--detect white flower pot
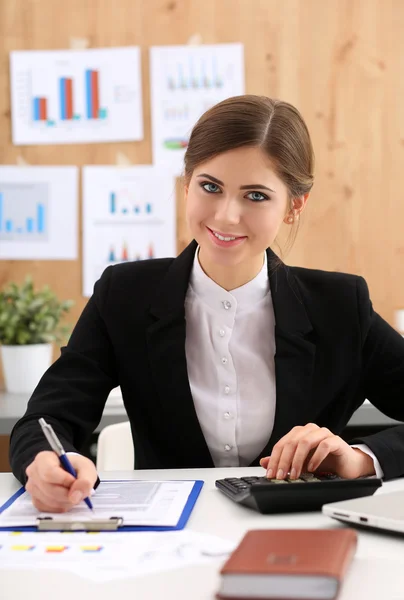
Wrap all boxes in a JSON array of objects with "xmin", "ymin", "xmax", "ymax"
[{"xmin": 0, "ymin": 343, "xmax": 53, "ymax": 394}]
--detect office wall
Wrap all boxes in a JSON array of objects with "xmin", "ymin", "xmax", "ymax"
[{"xmin": 0, "ymin": 0, "xmax": 403, "ymax": 388}]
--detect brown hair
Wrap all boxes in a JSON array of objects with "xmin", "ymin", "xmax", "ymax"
[{"xmin": 183, "ymin": 95, "xmax": 315, "ymax": 258}]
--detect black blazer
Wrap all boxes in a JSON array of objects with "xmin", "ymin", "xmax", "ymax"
[{"xmin": 9, "ymin": 241, "xmax": 404, "ymax": 483}]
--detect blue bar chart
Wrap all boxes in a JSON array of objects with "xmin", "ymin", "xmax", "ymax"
[
  {"xmin": 0, "ymin": 183, "xmax": 49, "ymax": 242},
  {"xmin": 108, "ymin": 190, "xmax": 153, "ymax": 216}
]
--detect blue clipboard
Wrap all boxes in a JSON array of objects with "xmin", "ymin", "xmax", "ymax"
[{"xmin": 0, "ymin": 479, "xmax": 204, "ymax": 532}]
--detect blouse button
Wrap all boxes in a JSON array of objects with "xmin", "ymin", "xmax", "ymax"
[
  {"xmin": 221, "ymin": 357, "xmax": 228, "ymax": 364},
  {"xmin": 222, "ymin": 300, "xmax": 232, "ymax": 310},
  {"xmin": 224, "ymin": 386, "xmax": 230, "ymax": 394},
  {"xmin": 219, "ymin": 329, "xmax": 225, "ymax": 337},
  {"xmin": 224, "ymin": 444, "xmax": 232, "ymax": 451},
  {"xmin": 223, "ymin": 412, "xmax": 231, "ymax": 419}
]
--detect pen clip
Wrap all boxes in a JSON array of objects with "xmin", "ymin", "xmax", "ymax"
[{"xmin": 38, "ymin": 418, "xmax": 65, "ymax": 456}]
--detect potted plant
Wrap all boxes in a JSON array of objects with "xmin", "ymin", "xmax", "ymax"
[{"xmin": 0, "ymin": 277, "xmax": 74, "ymax": 393}]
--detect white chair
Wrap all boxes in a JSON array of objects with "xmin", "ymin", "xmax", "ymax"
[{"xmin": 96, "ymin": 421, "xmax": 134, "ymax": 471}]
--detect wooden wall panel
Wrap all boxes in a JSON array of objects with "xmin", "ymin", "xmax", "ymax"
[{"xmin": 0, "ymin": 0, "xmax": 403, "ymax": 389}]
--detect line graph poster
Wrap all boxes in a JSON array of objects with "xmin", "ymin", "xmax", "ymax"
[
  {"xmin": 0, "ymin": 166, "xmax": 78, "ymax": 260},
  {"xmin": 82, "ymin": 166, "xmax": 176, "ymax": 297},
  {"xmin": 150, "ymin": 43, "xmax": 244, "ymax": 173},
  {"xmin": 10, "ymin": 47, "xmax": 143, "ymax": 145}
]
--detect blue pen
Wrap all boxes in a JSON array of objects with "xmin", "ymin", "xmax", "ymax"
[{"xmin": 38, "ymin": 417, "xmax": 93, "ymax": 510}]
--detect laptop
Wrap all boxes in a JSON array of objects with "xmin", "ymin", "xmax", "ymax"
[{"xmin": 322, "ymin": 490, "xmax": 404, "ymax": 534}]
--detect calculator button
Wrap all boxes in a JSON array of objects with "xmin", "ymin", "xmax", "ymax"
[{"xmin": 300, "ymin": 473, "xmax": 321, "ymax": 482}]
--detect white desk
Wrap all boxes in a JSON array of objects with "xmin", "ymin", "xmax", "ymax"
[{"xmin": 1, "ymin": 468, "xmax": 404, "ymax": 600}]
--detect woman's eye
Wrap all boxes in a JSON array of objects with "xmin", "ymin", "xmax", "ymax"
[
  {"xmin": 246, "ymin": 191, "xmax": 268, "ymax": 202},
  {"xmin": 201, "ymin": 182, "xmax": 221, "ymax": 193}
]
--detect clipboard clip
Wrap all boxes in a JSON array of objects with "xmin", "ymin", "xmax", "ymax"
[{"xmin": 36, "ymin": 516, "xmax": 124, "ymax": 531}]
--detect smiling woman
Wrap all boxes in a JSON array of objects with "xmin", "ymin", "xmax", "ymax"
[
  {"xmin": 183, "ymin": 95, "xmax": 314, "ymax": 290},
  {"xmin": 9, "ymin": 95, "xmax": 404, "ymax": 514}
]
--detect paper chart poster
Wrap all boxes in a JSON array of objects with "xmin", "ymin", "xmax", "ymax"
[
  {"xmin": 0, "ymin": 166, "xmax": 78, "ymax": 260},
  {"xmin": 150, "ymin": 43, "xmax": 245, "ymax": 174},
  {"xmin": 82, "ymin": 166, "xmax": 176, "ymax": 297},
  {"xmin": 10, "ymin": 47, "xmax": 143, "ymax": 145}
]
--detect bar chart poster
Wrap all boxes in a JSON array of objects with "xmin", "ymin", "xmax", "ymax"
[
  {"xmin": 82, "ymin": 166, "xmax": 176, "ymax": 297},
  {"xmin": 0, "ymin": 167, "xmax": 78, "ymax": 260},
  {"xmin": 10, "ymin": 47, "xmax": 143, "ymax": 145},
  {"xmin": 150, "ymin": 44, "xmax": 245, "ymax": 173}
]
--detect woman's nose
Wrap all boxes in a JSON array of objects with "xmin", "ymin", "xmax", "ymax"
[{"xmin": 214, "ymin": 198, "xmax": 241, "ymax": 224}]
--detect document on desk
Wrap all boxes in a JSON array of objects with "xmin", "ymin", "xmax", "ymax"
[
  {"xmin": 0, "ymin": 529, "xmax": 236, "ymax": 582},
  {"xmin": 0, "ymin": 480, "xmax": 199, "ymax": 528}
]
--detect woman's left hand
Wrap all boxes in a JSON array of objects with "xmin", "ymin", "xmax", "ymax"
[{"xmin": 259, "ymin": 423, "xmax": 376, "ymax": 480}]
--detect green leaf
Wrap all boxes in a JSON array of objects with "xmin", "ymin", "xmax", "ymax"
[{"xmin": 0, "ymin": 277, "xmax": 74, "ymax": 345}]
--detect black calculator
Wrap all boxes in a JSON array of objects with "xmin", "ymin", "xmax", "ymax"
[{"xmin": 215, "ymin": 472, "xmax": 382, "ymax": 514}]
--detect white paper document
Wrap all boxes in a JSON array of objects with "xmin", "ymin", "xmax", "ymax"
[
  {"xmin": 10, "ymin": 47, "xmax": 143, "ymax": 145},
  {"xmin": 150, "ymin": 43, "xmax": 245, "ymax": 173},
  {"xmin": 0, "ymin": 480, "xmax": 196, "ymax": 528},
  {"xmin": 0, "ymin": 166, "xmax": 78, "ymax": 260},
  {"xmin": 82, "ymin": 165, "xmax": 176, "ymax": 297},
  {"xmin": 0, "ymin": 529, "xmax": 235, "ymax": 582}
]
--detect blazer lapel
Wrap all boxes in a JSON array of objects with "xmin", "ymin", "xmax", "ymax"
[
  {"xmin": 146, "ymin": 240, "xmax": 214, "ymax": 467},
  {"xmin": 251, "ymin": 249, "xmax": 316, "ymax": 464}
]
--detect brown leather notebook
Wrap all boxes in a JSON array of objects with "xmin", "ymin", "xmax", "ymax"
[{"xmin": 217, "ymin": 528, "xmax": 357, "ymax": 600}]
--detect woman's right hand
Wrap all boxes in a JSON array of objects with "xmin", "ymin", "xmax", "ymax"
[{"xmin": 25, "ymin": 451, "xmax": 98, "ymax": 513}]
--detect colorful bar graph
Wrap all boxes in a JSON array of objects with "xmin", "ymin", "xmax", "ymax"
[
  {"xmin": 27, "ymin": 218, "xmax": 34, "ymax": 233},
  {"xmin": 33, "ymin": 98, "xmax": 48, "ymax": 121},
  {"xmin": 86, "ymin": 69, "xmax": 101, "ymax": 119},
  {"xmin": 60, "ymin": 78, "xmax": 74, "ymax": 120}
]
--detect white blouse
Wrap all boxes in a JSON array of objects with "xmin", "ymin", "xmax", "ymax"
[{"xmin": 184, "ymin": 248, "xmax": 383, "ymax": 477}]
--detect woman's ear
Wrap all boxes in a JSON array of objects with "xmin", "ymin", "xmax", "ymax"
[{"xmin": 293, "ymin": 193, "xmax": 310, "ymax": 215}]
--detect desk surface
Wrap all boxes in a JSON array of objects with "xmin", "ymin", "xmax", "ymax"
[
  {"xmin": 1, "ymin": 467, "xmax": 404, "ymax": 600},
  {"xmin": 0, "ymin": 392, "xmax": 402, "ymax": 435}
]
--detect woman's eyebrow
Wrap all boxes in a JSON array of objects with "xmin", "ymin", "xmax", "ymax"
[{"xmin": 196, "ymin": 173, "xmax": 276, "ymax": 193}]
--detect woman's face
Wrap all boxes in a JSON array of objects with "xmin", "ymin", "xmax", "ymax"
[{"xmin": 185, "ymin": 146, "xmax": 292, "ymax": 272}]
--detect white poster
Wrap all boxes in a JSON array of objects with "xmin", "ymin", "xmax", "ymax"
[
  {"xmin": 10, "ymin": 47, "xmax": 143, "ymax": 145},
  {"xmin": 0, "ymin": 166, "xmax": 78, "ymax": 260},
  {"xmin": 150, "ymin": 43, "xmax": 245, "ymax": 174},
  {"xmin": 82, "ymin": 166, "xmax": 176, "ymax": 297}
]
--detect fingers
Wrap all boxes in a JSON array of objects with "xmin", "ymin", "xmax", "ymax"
[
  {"xmin": 306, "ymin": 436, "xmax": 346, "ymax": 472},
  {"xmin": 25, "ymin": 451, "xmax": 97, "ymax": 513},
  {"xmin": 265, "ymin": 424, "xmax": 335, "ymax": 479},
  {"xmin": 28, "ymin": 481, "xmax": 73, "ymax": 513},
  {"xmin": 67, "ymin": 455, "xmax": 98, "ymax": 503},
  {"xmin": 26, "ymin": 451, "xmax": 76, "ymax": 488}
]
